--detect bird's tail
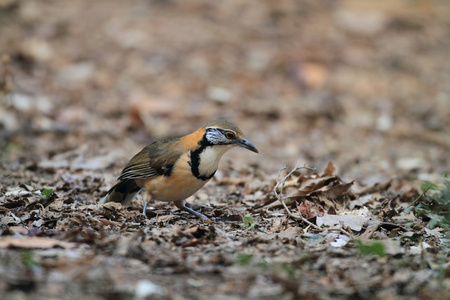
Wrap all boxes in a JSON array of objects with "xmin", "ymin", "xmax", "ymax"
[{"xmin": 100, "ymin": 179, "xmax": 141, "ymax": 205}]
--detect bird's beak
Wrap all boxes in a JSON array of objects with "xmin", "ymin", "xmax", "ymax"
[{"xmin": 236, "ymin": 138, "xmax": 259, "ymax": 153}]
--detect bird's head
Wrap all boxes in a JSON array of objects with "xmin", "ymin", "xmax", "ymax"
[{"xmin": 203, "ymin": 120, "xmax": 258, "ymax": 153}]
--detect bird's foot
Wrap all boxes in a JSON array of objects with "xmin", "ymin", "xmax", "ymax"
[
  {"xmin": 142, "ymin": 201, "xmax": 148, "ymax": 216},
  {"xmin": 175, "ymin": 200, "xmax": 211, "ymax": 222}
]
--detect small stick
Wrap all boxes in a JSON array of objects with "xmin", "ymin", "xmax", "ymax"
[
  {"xmin": 273, "ymin": 161, "xmax": 353, "ymax": 237},
  {"xmin": 404, "ymin": 186, "xmax": 431, "ymax": 210},
  {"xmin": 273, "ymin": 161, "xmax": 320, "ymax": 230}
]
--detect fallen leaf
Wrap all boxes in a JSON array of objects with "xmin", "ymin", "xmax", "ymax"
[
  {"xmin": 409, "ymin": 242, "xmax": 432, "ymax": 255},
  {"xmin": 5, "ymin": 187, "xmax": 32, "ymax": 197},
  {"xmin": 322, "ymin": 162, "xmax": 336, "ymax": 176},
  {"xmin": 0, "ymin": 236, "xmax": 77, "ymax": 249},
  {"xmin": 327, "ymin": 233, "xmax": 351, "ymax": 247},
  {"xmin": 360, "ymin": 224, "xmax": 380, "ymax": 239},
  {"xmin": 316, "ymin": 214, "xmax": 370, "ymax": 231},
  {"xmin": 277, "ymin": 227, "xmax": 304, "ymax": 240},
  {"xmin": 358, "ymin": 239, "xmax": 404, "ymax": 256},
  {"xmin": 155, "ymin": 215, "xmax": 179, "ymax": 223}
]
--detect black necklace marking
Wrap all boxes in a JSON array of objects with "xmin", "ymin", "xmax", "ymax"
[{"xmin": 189, "ymin": 135, "xmax": 216, "ymax": 181}]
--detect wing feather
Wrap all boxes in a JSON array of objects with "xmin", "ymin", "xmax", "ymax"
[{"xmin": 118, "ymin": 138, "xmax": 183, "ymax": 180}]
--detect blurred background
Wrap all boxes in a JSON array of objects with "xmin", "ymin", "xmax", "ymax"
[{"xmin": 1, "ymin": 0, "xmax": 449, "ymax": 185}]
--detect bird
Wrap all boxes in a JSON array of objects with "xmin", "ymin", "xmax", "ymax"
[{"xmin": 101, "ymin": 120, "xmax": 258, "ymax": 221}]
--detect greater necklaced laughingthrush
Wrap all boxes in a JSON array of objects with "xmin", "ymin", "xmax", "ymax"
[{"xmin": 101, "ymin": 120, "xmax": 258, "ymax": 221}]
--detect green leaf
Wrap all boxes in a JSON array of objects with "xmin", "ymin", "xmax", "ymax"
[
  {"xmin": 357, "ymin": 241, "xmax": 386, "ymax": 257},
  {"xmin": 21, "ymin": 250, "xmax": 39, "ymax": 269},
  {"xmin": 239, "ymin": 213, "xmax": 256, "ymax": 230},
  {"xmin": 428, "ymin": 218, "xmax": 438, "ymax": 229},
  {"xmin": 237, "ymin": 254, "xmax": 253, "ymax": 265},
  {"xmin": 281, "ymin": 264, "xmax": 295, "ymax": 279},
  {"xmin": 41, "ymin": 188, "xmax": 53, "ymax": 199},
  {"xmin": 420, "ymin": 181, "xmax": 439, "ymax": 192}
]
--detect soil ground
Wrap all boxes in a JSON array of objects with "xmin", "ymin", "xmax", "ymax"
[{"xmin": 0, "ymin": 1, "xmax": 449, "ymax": 299}]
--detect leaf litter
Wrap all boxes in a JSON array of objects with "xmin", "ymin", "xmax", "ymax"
[
  {"xmin": 1, "ymin": 159, "xmax": 449, "ymax": 299},
  {"xmin": 1, "ymin": 1, "xmax": 449, "ymax": 299}
]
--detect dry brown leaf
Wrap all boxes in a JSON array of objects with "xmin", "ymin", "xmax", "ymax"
[
  {"xmin": 299, "ymin": 201, "xmax": 313, "ymax": 219},
  {"xmin": 313, "ymin": 192, "xmax": 340, "ymax": 212},
  {"xmin": 322, "ymin": 162, "xmax": 336, "ymax": 177},
  {"xmin": 259, "ymin": 164, "xmax": 354, "ymax": 215},
  {"xmin": 183, "ymin": 226, "xmax": 200, "ymax": 235},
  {"xmin": 268, "ymin": 218, "xmax": 285, "ymax": 233},
  {"xmin": 6, "ymin": 226, "xmax": 29, "ymax": 235},
  {"xmin": 356, "ymin": 179, "xmax": 392, "ymax": 196},
  {"xmin": 318, "ymin": 180, "xmax": 354, "ymax": 199},
  {"xmin": 0, "ymin": 236, "xmax": 77, "ymax": 249},
  {"xmin": 155, "ymin": 215, "xmax": 179, "ymax": 223},
  {"xmin": 360, "ymin": 224, "xmax": 380, "ymax": 239},
  {"xmin": 316, "ymin": 214, "xmax": 370, "ymax": 231},
  {"xmin": 277, "ymin": 227, "xmax": 304, "ymax": 240},
  {"xmin": 260, "ymin": 198, "xmax": 296, "ymax": 211},
  {"xmin": 289, "ymin": 176, "xmax": 338, "ymax": 197},
  {"xmin": 297, "ymin": 200, "xmax": 324, "ymax": 219}
]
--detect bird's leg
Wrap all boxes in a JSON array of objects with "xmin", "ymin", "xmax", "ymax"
[
  {"xmin": 185, "ymin": 202, "xmax": 207, "ymax": 210},
  {"xmin": 142, "ymin": 193, "xmax": 150, "ymax": 215},
  {"xmin": 174, "ymin": 200, "xmax": 209, "ymax": 221}
]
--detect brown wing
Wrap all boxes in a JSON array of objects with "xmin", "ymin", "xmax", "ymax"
[{"xmin": 118, "ymin": 138, "xmax": 183, "ymax": 180}]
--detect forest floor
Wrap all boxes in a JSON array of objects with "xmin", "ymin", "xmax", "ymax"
[{"xmin": 0, "ymin": 1, "xmax": 449, "ymax": 299}]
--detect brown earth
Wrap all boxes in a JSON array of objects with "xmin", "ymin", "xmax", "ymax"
[{"xmin": 0, "ymin": 1, "xmax": 449, "ymax": 299}]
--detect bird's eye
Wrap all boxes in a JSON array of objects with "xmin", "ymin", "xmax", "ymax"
[{"xmin": 225, "ymin": 132, "xmax": 235, "ymax": 139}]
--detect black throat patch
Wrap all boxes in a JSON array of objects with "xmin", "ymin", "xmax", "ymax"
[{"xmin": 189, "ymin": 136, "xmax": 216, "ymax": 181}]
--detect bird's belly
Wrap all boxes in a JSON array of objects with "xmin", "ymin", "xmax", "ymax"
[
  {"xmin": 147, "ymin": 174, "xmax": 208, "ymax": 201},
  {"xmin": 138, "ymin": 153, "xmax": 211, "ymax": 202}
]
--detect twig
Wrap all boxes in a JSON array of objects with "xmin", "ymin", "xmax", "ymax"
[
  {"xmin": 273, "ymin": 161, "xmax": 353, "ymax": 237},
  {"xmin": 405, "ymin": 186, "xmax": 430, "ymax": 210},
  {"xmin": 273, "ymin": 161, "xmax": 320, "ymax": 230}
]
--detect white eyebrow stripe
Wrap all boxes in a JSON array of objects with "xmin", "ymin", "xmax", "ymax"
[{"xmin": 205, "ymin": 126, "xmax": 236, "ymax": 135}]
